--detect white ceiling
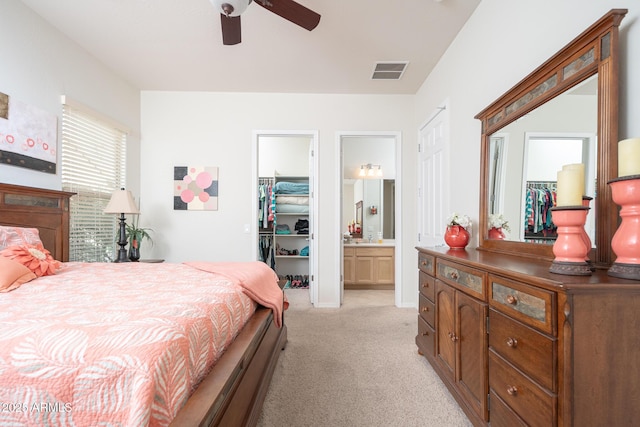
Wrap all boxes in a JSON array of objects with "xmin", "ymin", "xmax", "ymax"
[{"xmin": 19, "ymin": 0, "xmax": 480, "ymax": 94}]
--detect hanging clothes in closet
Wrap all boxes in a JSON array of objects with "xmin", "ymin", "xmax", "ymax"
[
  {"xmin": 258, "ymin": 178, "xmax": 276, "ymax": 270},
  {"xmin": 258, "ymin": 179, "xmax": 275, "ymax": 231},
  {"xmin": 524, "ymin": 181, "xmax": 557, "ymax": 241},
  {"xmin": 258, "ymin": 234, "xmax": 276, "ymax": 269}
]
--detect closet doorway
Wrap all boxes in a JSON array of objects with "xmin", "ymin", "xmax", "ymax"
[
  {"xmin": 253, "ymin": 131, "xmax": 319, "ymax": 305},
  {"xmin": 335, "ymin": 132, "xmax": 402, "ymax": 306}
]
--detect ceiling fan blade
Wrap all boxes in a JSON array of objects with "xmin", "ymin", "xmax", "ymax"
[
  {"xmin": 220, "ymin": 14, "xmax": 242, "ymax": 45},
  {"xmin": 255, "ymin": 0, "xmax": 320, "ymax": 31}
]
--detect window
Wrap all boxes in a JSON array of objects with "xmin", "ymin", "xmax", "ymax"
[{"xmin": 61, "ymin": 100, "xmax": 128, "ymax": 262}]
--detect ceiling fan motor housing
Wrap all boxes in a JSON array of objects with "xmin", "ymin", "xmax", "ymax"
[{"xmin": 210, "ymin": 0, "xmax": 252, "ymax": 17}]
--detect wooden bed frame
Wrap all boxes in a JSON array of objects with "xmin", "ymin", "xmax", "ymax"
[{"xmin": 0, "ymin": 182, "xmax": 287, "ymax": 427}]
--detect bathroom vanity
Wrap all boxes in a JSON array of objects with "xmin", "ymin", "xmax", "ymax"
[{"xmin": 343, "ymin": 242, "xmax": 394, "ymax": 289}]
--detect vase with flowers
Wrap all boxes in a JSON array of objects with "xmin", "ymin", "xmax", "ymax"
[
  {"xmin": 488, "ymin": 214, "xmax": 510, "ymax": 240},
  {"xmin": 125, "ymin": 215, "xmax": 153, "ymax": 262},
  {"xmin": 445, "ymin": 213, "xmax": 472, "ymax": 250}
]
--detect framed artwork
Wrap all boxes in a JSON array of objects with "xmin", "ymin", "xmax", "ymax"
[
  {"xmin": 0, "ymin": 92, "xmax": 58, "ymax": 174},
  {"xmin": 173, "ymin": 166, "xmax": 219, "ymax": 210}
]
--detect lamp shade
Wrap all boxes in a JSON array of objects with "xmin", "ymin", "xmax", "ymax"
[
  {"xmin": 209, "ymin": 0, "xmax": 251, "ymax": 17},
  {"xmin": 104, "ymin": 189, "xmax": 140, "ymax": 214}
]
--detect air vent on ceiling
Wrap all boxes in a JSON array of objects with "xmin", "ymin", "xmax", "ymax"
[{"xmin": 371, "ymin": 62, "xmax": 408, "ymax": 80}]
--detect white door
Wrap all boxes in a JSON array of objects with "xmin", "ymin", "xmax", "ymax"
[
  {"xmin": 418, "ymin": 105, "xmax": 449, "ymax": 246},
  {"xmin": 308, "ymin": 141, "xmax": 317, "ymax": 305}
]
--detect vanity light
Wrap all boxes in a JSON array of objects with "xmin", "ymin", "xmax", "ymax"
[{"xmin": 359, "ymin": 164, "xmax": 383, "ymax": 178}]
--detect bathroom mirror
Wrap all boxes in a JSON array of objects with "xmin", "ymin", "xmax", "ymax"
[
  {"xmin": 344, "ymin": 179, "xmax": 395, "ymax": 240},
  {"xmin": 476, "ymin": 9, "xmax": 626, "ymax": 267},
  {"xmin": 342, "ymin": 136, "xmax": 396, "ymax": 240}
]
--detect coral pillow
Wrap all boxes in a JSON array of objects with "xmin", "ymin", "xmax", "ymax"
[
  {"xmin": 0, "ymin": 226, "xmax": 43, "ymax": 250},
  {"xmin": 0, "ymin": 256, "xmax": 37, "ymax": 292},
  {"xmin": 0, "ymin": 244, "xmax": 60, "ymax": 277}
]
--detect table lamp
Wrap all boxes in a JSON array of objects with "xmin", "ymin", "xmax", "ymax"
[{"xmin": 104, "ymin": 188, "xmax": 140, "ymax": 262}]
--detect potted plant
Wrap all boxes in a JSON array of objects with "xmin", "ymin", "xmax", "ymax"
[
  {"xmin": 445, "ymin": 212, "xmax": 472, "ymax": 249},
  {"xmin": 125, "ymin": 215, "xmax": 153, "ymax": 261}
]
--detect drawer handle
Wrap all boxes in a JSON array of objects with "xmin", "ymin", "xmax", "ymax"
[
  {"xmin": 420, "ymin": 260, "xmax": 427, "ymax": 266},
  {"xmin": 447, "ymin": 332, "xmax": 458, "ymax": 342},
  {"xmin": 506, "ymin": 294, "xmax": 518, "ymax": 305},
  {"xmin": 422, "ymin": 282, "xmax": 430, "ymax": 289},
  {"xmin": 506, "ymin": 337, "xmax": 518, "ymax": 348},
  {"xmin": 422, "ymin": 306, "xmax": 430, "ymax": 312},
  {"xmin": 449, "ymin": 271, "xmax": 459, "ymax": 280},
  {"xmin": 507, "ymin": 386, "xmax": 518, "ymax": 396},
  {"xmin": 422, "ymin": 331, "xmax": 430, "ymax": 336}
]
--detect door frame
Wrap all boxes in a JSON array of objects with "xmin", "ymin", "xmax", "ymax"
[
  {"xmin": 252, "ymin": 130, "xmax": 319, "ymax": 305},
  {"xmin": 335, "ymin": 131, "xmax": 402, "ymax": 306}
]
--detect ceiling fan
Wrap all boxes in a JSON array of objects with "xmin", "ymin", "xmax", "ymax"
[{"xmin": 209, "ymin": 0, "xmax": 321, "ymax": 45}]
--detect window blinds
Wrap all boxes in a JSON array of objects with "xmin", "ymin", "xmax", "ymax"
[{"xmin": 61, "ymin": 103, "xmax": 127, "ymax": 262}]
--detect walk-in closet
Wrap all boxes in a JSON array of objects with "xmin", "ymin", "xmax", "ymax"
[{"xmin": 257, "ymin": 134, "xmax": 315, "ymax": 293}]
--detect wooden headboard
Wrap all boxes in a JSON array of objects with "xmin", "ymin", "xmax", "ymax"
[{"xmin": 0, "ymin": 183, "xmax": 74, "ymax": 261}]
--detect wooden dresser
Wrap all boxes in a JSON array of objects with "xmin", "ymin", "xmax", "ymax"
[{"xmin": 416, "ymin": 246, "xmax": 640, "ymax": 427}]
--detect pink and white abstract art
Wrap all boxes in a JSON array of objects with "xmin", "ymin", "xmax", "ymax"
[
  {"xmin": 0, "ymin": 92, "xmax": 57, "ymax": 174},
  {"xmin": 173, "ymin": 166, "xmax": 219, "ymax": 211}
]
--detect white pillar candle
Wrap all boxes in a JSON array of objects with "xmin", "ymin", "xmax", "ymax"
[
  {"xmin": 562, "ymin": 163, "xmax": 585, "ymax": 197},
  {"xmin": 557, "ymin": 169, "xmax": 583, "ymax": 206},
  {"xmin": 619, "ymin": 138, "xmax": 640, "ymax": 177}
]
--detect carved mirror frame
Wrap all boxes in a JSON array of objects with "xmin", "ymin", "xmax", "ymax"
[{"xmin": 476, "ymin": 9, "xmax": 627, "ymax": 267}]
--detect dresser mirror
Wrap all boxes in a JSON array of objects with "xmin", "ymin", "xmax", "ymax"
[{"xmin": 476, "ymin": 9, "xmax": 627, "ymax": 267}]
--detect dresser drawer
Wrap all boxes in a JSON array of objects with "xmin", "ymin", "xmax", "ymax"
[
  {"xmin": 488, "ymin": 390, "xmax": 528, "ymax": 427},
  {"xmin": 356, "ymin": 247, "xmax": 394, "ymax": 257},
  {"xmin": 344, "ymin": 247, "xmax": 355, "ymax": 256},
  {"xmin": 489, "ymin": 274, "xmax": 555, "ymax": 335},
  {"xmin": 418, "ymin": 252, "xmax": 435, "ymax": 276},
  {"xmin": 489, "ymin": 309, "xmax": 555, "ymax": 391},
  {"xmin": 416, "ymin": 315, "xmax": 435, "ymax": 357},
  {"xmin": 489, "ymin": 351, "xmax": 556, "ymax": 427},
  {"xmin": 419, "ymin": 271, "xmax": 435, "ymax": 302},
  {"xmin": 437, "ymin": 259, "xmax": 486, "ymax": 299},
  {"xmin": 419, "ymin": 293, "xmax": 435, "ymax": 327}
]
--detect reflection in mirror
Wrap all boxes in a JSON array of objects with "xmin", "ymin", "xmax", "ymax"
[
  {"xmin": 487, "ymin": 74, "xmax": 597, "ymax": 245},
  {"xmin": 342, "ymin": 136, "xmax": 396, "ymax": 240},
  {"xmin": 477, "ymin": 9, "xmax": 625, "ymax": 266},
  {"xmin": 344, "ymin": 179, "xmax": 395, "ymax": 240}
]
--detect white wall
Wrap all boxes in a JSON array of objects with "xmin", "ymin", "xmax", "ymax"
[
  {"xmin": 414, "ymin": 0, "xmax": 640, "ymax": 244},
  {"xmin": 0, "ymin": 0, "xmax": 140, "ymax": 194},
  {"xmin": 140, "ymin": 92, "xmax": 416, "ymax": 307},
  {"xmin": 258, "ymin": 136, "xmax": 311, "ymax": 177}
]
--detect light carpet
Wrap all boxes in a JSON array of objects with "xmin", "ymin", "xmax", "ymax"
[{"xmin": 257, "ymin": 289, "xmax": 472, "ymax": 427}]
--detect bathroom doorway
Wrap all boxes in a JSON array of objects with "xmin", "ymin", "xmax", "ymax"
[{"xmin": 335, "ymin": 132, "xmax": 402, "ymax": 306}]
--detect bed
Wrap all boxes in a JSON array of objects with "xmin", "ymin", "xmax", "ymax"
[{"xmin": 0, "ymin": 183, "xmax": 287, "ymax": 427}]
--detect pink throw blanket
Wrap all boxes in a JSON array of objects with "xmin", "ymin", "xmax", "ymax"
[{"xmin": 185, "ymin": 261, "xmax": 288, "ymax": 327}]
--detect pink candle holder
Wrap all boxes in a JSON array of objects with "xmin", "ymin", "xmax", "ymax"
[
  {"xmin": 607, "ymin": 176, "xmax": 640, "ymax": 280},
  {"xmin": 549, "ymin": 206, "xmax": 592, "ymax": 276},
  {"xmin": 582, "ymin": 196, "xmax": 594, "ymax": 270}
]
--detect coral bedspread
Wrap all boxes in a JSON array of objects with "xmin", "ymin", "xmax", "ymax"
[{"xmin": 0, "ymin": 262, "xmax": 262, "ymax": 426}]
